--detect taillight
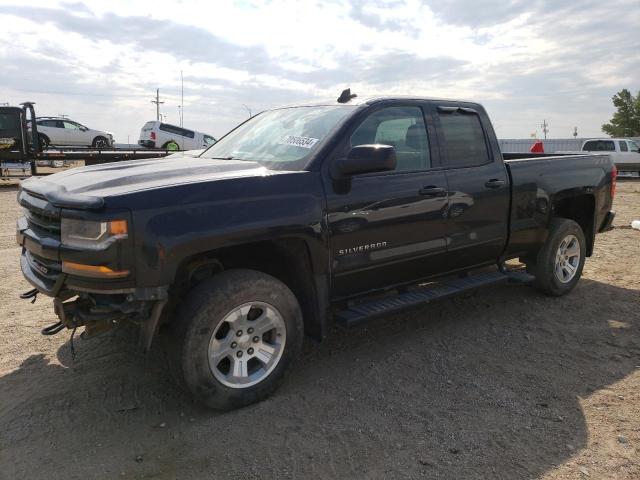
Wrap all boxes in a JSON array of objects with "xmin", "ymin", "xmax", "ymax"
[
  {"xmin": 611, "ymin": 165, "xmax": 617, "ymax": 199},
  {"xmin": 150, "ymin": 131, "xmax": 156, "ymax": 140}
]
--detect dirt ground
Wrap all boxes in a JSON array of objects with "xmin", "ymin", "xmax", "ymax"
[{"xmin": 0, "ymin": 180, "xmax": 638, "ymax": 480}]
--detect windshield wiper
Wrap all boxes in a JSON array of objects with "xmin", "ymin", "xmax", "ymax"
[{"xmin": 208, "ymin": 156, "xmax": 236, "ymax": 160}]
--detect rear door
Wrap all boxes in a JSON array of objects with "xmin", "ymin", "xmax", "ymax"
[
  {"xmin": 617, "ymin": 140, "xmax": 640, "ymax": 169},
  {"xmin": 434, "ymin": 104, "xmax": 510, "ymax": 270},
  {"xmin": 40, "ymin": 120, "xmax": 65, "ymax": 145},
  {"xmin": 325, "ymin": 102, "xmax": 449, "ymax": 298}
]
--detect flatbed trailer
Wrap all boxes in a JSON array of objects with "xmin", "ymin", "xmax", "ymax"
[
  {"xmin": 0, "ymin": 103, "xmax": 173, "ymax": 179},
  {"xmin": 36, "ymin": 147, "xmax": 173, "ymax": 167}
]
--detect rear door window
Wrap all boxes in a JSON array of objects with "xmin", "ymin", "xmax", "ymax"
[
  {"xmin": 39, "ymin": 120, "xmax": 60, "ymax": 128},
  {"xmin": 619, "ymin": 141, "xmax": 628, "ymax": 152},
  {"xmin": 583, "ymin": 140, "xmax": 615, "ymax": 151},
  {"xmin": 159, "ymin": 123, "xmax": 195, "ymax": 139},
  {"xmin": 437, "ymin": 109, "xmax": 490, "ymax": 168}
]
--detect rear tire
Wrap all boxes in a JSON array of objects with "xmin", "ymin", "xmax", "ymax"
[
  {"xmin": 38, "ymin": 134, "xmax": 49, "ymax": 150},
  {"xmin": 169, "ymin": 269, "xmax": 303, "ymax": 410},
  {"xmin": 163, "ymin": 141, "xmax": 179, "ymax": 151},
  {"xmin": 529, "ymin": 218, "xmax": 586, "ymax": 296}
]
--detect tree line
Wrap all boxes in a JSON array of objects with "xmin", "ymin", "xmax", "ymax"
[{"xmin": 602, "ymin": 89, "xmax": 640, "ymax": 137}]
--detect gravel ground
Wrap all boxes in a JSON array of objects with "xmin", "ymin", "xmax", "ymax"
[{"xmin": 0, "ymin": 180, "xmax": 638, "ymax": 480}]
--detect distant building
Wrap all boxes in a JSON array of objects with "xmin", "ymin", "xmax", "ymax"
[{"xmin": 499, "ymin": 138, "xmax": 584, "ymax": 153}]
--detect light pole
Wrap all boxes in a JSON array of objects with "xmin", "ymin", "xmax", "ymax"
[{"xmin": 242, "ymin": 104, "xmax": 252, "ymax": 118}]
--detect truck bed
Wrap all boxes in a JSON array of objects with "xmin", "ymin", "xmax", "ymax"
[{"xmin": 503, "ymin": 152, "xmax": 615, "ymax": 260}]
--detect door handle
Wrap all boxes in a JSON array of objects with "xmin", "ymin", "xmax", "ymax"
[
  {"xmin": 419, "ymin": 186, "xmax": 446, "ymax": 196},
  {"xmin": 485, "ymin": 179, "xmax": 505, "ymax": 189}
]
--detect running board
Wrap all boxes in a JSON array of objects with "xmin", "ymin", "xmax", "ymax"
[{"xmin": 335, "ymin": 270, "xmax": 534, "ymax": 328}]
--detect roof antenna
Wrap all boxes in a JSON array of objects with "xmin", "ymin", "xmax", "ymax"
[{"xmin": 337, "ymin": 88, "xmax": 357, "ymax": 103}]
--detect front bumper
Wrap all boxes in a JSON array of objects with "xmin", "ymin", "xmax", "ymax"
[{"xmin": 17, "ymin": 184, "xmax": 168, "ymax": 349}]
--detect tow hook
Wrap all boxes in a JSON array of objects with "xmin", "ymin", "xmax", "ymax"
[{"xmin": 20, "ymin": 288, "xmax": 38, "ymax": 304}]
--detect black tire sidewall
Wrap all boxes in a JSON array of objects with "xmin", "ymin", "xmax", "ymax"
[
  {"xmin": 92, "ymin": 136, "xmax": 108, "ymax": 148},
  {"xmin": 535, "ymin": 219, "xmax": 586, "ymax": 296},
  {"xmin": 176, "ymin": 269, "xmax": 303, "ymax": 410}
]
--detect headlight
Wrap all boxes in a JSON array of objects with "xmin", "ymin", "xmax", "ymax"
[{"xmin": 61, "ymin": 218, "xmax": 128, "ymax": 249}]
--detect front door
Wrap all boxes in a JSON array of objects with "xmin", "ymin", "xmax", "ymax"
[
  {"xmin": 325, "ymin": 103, "xmax": 449, "ymax": 298},
  {"xmin": 62, "ymin": 120, "xmax": 85, "ymax": 145}
]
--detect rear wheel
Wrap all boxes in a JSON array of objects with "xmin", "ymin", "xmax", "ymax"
[
  {"xmin": 529, "ymin": 218, "xmax": 586, "ymax": 296},
  {"xmin": 170, "ymin": 269, "xmax": 303, "ymax": 410},
  {"xmin": 38, "ymin": 134, "xmax": 49, "ymax": 150}
]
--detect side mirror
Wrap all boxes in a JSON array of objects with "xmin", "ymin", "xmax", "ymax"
[
  {"xmin": 80, "ymin": 127, "xmax": 88, "ymax": 132},
  {"xmin": 336, "ymin": 144, "xmax": 397, "ymax": 176}
]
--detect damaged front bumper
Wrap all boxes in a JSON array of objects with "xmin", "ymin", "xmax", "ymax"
[
  {"xmin": 50, "ymin": 288, "xmax": 168, "ymax": 350},
  {"xmin": 17, "ymin": 185, "xmax": 168, "ymax": 351}
]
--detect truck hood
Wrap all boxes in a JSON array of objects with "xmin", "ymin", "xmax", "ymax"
[{"xmin": 20, "ymin": 155, "xmax": 273, "ymax": 209}]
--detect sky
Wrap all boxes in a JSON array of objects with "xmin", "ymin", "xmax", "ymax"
[{"xmin": 0, "ymin": 0, "xmax": 638, "ymax": 143}]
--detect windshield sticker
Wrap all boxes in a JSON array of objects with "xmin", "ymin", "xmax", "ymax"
[{"xmin": 278, "ymin": 135, "xmax": 319, "ymax": 149}]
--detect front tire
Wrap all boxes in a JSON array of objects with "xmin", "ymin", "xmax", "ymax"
[
  {"xmin": 171, "ymin": 269, "xmax": 303, "ymax": 410},
  {"xmin": 92, "ymin": 136, "xmax": 109, "ymax": 149},
  {"xmin": 529, "ymin": 218, "xmax": 586, "ymax": 296}
]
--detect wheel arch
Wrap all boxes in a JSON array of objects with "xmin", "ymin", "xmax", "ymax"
[
  {"xmin": 92, "ymin": 135, "xmax": 109, "ymax": 147},
  {"xmin": 551, "ymin": 193, "xmax": 596, "ymax": 256},
  {"xmin": 168, "ymin": 237, "xmax": 329, "ymax": 341}
]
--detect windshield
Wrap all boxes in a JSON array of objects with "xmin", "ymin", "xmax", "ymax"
[{"xmin": 201, "ymin": 105, "xmax": 355, "ymax": 170}]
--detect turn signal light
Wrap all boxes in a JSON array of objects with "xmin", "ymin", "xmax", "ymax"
[
  {"xmin": 109, "ymin": 220, "xmax": 128, "ymax": 235},
  {"xmin": 611, "ymin": 165, "xmax": 617, "ymax": 199},
  {"xmin": 62, "ymin": 261, "xmax": 130, "ymax": 279}
]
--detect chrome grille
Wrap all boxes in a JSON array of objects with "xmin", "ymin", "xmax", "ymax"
[
  {"xmin": 24, "ymin": 208, "xmax": 61, "ymax": 234},
  {"xmin": 19, "ymin": 188, "xmax": 61, "ymax": 237}
]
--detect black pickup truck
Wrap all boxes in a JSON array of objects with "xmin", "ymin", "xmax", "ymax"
[{"xmin": 17, "ymin": 93, "xmax": 616, "ymax": 410}]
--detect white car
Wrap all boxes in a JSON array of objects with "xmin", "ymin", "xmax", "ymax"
[
  {"xmin": 35, "ymin": 117, "xmax": 113, "ymax": 149},
  {"xmin": 138, "ymin": 121, "xmax": 216, "ymax": 150},
  {"xmin": 581, "ymin": 138, "xmax": 640, "ymax": 173}
]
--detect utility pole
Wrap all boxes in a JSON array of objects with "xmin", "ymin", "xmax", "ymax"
[
  {"xmin": 242, "ymin": 104, "xmax": 252, "ymax": 118},
  {"xmin": 180, "ymin": 70, "xmax": 184, "ymax": 127},
  {"xmin": 151, "ymin": 88, "xmax": 164, "ymax": 121},
  {"xmin": 541, "ymin": 119, "xmax": 549, "ymax": 140},
  {"xmin": 573, "ymin": 126, "xmax": 578, "ymax": 138}
]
